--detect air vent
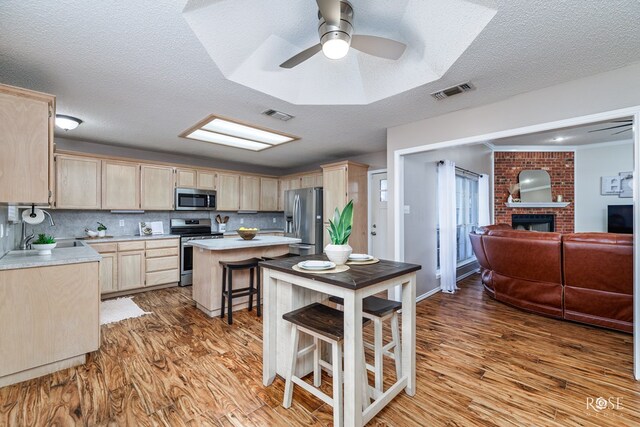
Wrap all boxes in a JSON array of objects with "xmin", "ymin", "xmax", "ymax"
[
  {"xmin": 262, "ymin": 109, "xmax": 295, "ymax": 121},
  {"xmin": 431, "ymin": 82, "xmax": 475, "ymax": 100}
]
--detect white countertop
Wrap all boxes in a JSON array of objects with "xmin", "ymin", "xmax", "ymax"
[
  {"xmin": 76, "ymin": 234, "xmax": 180, "ymax": 243},
  {"xmin": 223, "ymin": 229, "xmax": 284, "ymax": 236},
  {"xmin": 190, "ymin": 235, "xmax": 301, "ymax": 251},
  {"xmin": 0, "ymin": 242, "xmax": 101, "ymax": 271}
]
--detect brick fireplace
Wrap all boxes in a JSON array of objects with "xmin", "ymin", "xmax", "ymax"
[{"xmin": 494, "ymin": 152, "xmax": 574, "ymax": 233}]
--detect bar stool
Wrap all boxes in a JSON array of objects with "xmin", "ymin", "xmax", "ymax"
[
  {"xmin": 282, "ymin": 302, "xmax": 370, "ymax": 426},
  {"xmin": 329, "ymin": 295, "xmax": 402, "ymax": 395},
  {"xmin": 219, "ymin": 258, "xmax": 261, "ymax": 325}
]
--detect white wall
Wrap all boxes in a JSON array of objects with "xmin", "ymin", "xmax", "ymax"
[
  {"xmin": 575, "ymin": 141, "xmax": 634, "ymax": 232},
  {"xmin": 403, "ymin": 144, "xmax": 492, "ymax": 297},
  {"xmin": 284, "ymin": 150, "xmax": 387, "ymax": 175},
  {"xmin": 387, "ymin": 62, "xmax": 640, "ymax": 258}
]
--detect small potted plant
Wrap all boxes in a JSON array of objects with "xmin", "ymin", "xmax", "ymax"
[
  {"xmin": 97, "ymin": 222, "xmax": 108, "ymax": 238},
  {"xmin": 325, "ymin": 200, "xmax": 354, "ymax": 265},
  {"xmin": 31, "ymin": 234, "xmax": 57, "ymax": 255}
]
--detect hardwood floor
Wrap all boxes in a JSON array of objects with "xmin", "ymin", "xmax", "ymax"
[{"xmin": 1, "ymin": 274, "xmax": 639, "ymax": 426}]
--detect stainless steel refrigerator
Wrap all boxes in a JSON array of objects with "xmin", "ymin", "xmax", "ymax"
[{"xmin": 284, "ymin": 187, "xmax": 323, "ymax": 255}]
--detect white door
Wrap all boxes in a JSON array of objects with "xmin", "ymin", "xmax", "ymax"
[{"xmin": 369, "ymin": 172, "xmax": 388, "ymax": 259}]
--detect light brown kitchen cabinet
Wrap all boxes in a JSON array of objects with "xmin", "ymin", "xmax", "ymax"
[
  {"xmin": 0, "ymin": 84, "xmax": 55, "ymax": 205},
  {"xmin": 117, "ymin": 249, "xmax": 145, "ymax": 290},
  {"xmin": 322, "ymin": 161, "xmax": 369, "ymax": 253},
  {"xmin": 197, "ymin": 170, "xmax": 217, "ymax": 190},
  {"xmin": 240, "ymin": 175, "xmax": 260, "ymax": 211},
  {"xmin": 176, "ymin": 168, "xmax": 197, "ymax": 188},
  {"xmin": 300, "ymin": 174, "xmax": 316, "ymax": 188},
  {"xmin": 102, "ymin": 160, "xmax": 140, "ymax": 210},
  {"xmin": 259, "ymin": 177, "xmax": 279, "ymax": 211},
  {"xmin": 314, "ymin": 173, "xmax": 323, "ymax": 187},
  {"xmin": 98, "ymin": 252, "xmax": 117, "ymax": 293},
  {"xmin": 55, "ymin": 155, "xmax": 102, "ymax": 209},
  {"xmin": 141, "ymin": 165, "xmax": 174, "ymax": 210},
  {"xmin": 278, "ymin": 179, "xmax": 288, "ymax": 211},
  {"xmin": 218, "ymin": 172, "xmax": 240, "ymax": 210}
]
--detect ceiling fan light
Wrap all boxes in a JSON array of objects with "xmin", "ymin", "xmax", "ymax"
[
  {"xmin": 322, "ymin": 38, "xmax": 350, "ymax": 60},
  {"xmin": 55, "ymin": 114, "xmax": 83, "ymax": 131}
]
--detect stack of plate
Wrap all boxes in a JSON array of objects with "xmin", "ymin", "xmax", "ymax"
[
  {"xmin": 297, "ymin": 260, "xmax": 336, "ymax": 271},
  {"xmin": 348, "ymin": 254, "xmax": 375, "ymax": 263}
]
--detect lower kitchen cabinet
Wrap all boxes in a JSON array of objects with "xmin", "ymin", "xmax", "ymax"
[
  {"xmin": 117, "ymin": 250, "xmax": 145, "ymax": 291},
  {"xmin": 91, "ymin": 237, "xmax": 179, "ymax": 296}
]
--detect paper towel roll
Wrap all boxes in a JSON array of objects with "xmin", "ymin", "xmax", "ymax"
[{"xmin": 22, "ymin": 208, "xmax": 45, "ymax": 225}]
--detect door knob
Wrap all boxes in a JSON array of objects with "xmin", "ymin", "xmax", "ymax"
[{"xmin": 371, "ymin": 231, "xmax": 377, "ymax": 236}]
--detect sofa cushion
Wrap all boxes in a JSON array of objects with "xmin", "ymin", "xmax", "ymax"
[{"xmin": 563, "ymin": 233, "xmax": 633, "ymax": 332}]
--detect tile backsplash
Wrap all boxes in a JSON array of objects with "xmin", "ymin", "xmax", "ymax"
[{"xmin": 24, "ymin": 210, "xmax": 284, "ymax": 240}]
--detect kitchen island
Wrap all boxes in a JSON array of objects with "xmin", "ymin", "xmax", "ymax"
[{"xmin": 190, "ymin": 235, "xmax": 301, "ymax": 317}]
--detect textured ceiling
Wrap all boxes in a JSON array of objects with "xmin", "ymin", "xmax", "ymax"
[
  {"xmin": 183, "ymin": 0, "xmax": 496, "ymax": 105},
  {"xmin": 0, "ymin": 1, "xmax": 639, "ymax": 171},
  {"xmin": 492, "ymin": 117, "xmax": 635, "ymax": 147}
]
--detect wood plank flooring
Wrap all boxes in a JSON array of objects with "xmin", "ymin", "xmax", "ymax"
[{"xmin": 1, "ymin": 274, "xmax": 639, "ymax": 426}]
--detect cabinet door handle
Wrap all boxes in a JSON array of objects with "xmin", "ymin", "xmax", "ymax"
[{"xmin": 371, "ymin": 231, "xmax": 377, "ymax": 236}]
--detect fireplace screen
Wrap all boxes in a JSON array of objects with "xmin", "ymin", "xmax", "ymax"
[{"xmin": 512, "ymin": 214, "xmax": 555, "ymax": 232}]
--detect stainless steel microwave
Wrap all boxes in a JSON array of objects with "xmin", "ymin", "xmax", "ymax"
[{"xmin": 175, "ymin": 188, "xmax": 217, "ymax": 211}]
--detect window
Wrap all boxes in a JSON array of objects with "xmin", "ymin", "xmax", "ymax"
[{"xmin": 437, "ymin": 171, "xmax": 479, "ymax": 269}]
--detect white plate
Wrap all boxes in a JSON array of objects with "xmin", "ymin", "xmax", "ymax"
[
  {"xmin": 298, "ymin": 260, "xmax": 336, "ymax": 271},
  {"xmin": 348, "ymin": 253, "xmax": 374, "ymax": 261}
]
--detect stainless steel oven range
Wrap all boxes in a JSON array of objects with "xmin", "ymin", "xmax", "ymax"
[{"xmin": 170, "ymin": 218, "xmax": 223, "ymax": 286}]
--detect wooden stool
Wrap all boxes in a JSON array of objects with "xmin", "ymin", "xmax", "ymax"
[
  {"xmin": 219, "ymin": 258, "xmax": 261, "ymax": 325},
  {"xmin": 330, "ymin": 295, "xmax": 402, "ymax": 395},
  {"xmin": 282, "ymin": 302, "xmax": 370, "ymax": 427}
]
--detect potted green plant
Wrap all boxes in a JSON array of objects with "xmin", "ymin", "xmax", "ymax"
[
  {"xmin": 325, "ymin": 200, "xmax": 354, "ymax": 265},
  {"xmin": 97, "ymin": 222, "xmax": 107, "ymax": 238},
  {"xmin": 31, "ymin": 234, "xmax": 57, "ymax": 255}
]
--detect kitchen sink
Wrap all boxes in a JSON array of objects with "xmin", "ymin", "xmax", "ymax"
[{"xmin": 55, "ymin": 240, "xmax": 83, "ymax": 248}]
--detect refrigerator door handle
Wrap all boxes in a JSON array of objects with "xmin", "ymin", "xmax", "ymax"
[{"xmin": 295, "ymin": 194, "xmax": 302, "ymax": 238}]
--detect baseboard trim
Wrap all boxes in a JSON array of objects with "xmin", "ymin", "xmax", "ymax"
[{"xmin": 417, "ymin": 287, "xmax": 441, "ymax": 302}]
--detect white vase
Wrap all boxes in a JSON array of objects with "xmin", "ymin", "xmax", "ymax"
[
  {"xmin": 31, "ymin": 242, "xmax": 57, "ymax": 255},
  {"xmin": 324, "ymin": 244, "xmax": 352, "ymax": 265},
  {"xmin": 98, "ymin": 230, "xmax": 106, "ymax": 237}
]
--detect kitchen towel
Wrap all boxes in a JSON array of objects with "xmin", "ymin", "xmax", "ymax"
[{"xmin": 100, "ymin": 297, "xmax": 151, "ymax": 325}]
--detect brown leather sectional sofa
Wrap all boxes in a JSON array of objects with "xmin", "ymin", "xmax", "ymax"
[{"xmin": 470, "ymin": 224, "xmax": 633, "ymax": 333}]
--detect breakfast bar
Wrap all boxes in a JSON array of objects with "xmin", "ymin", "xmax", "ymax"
[
  {"xmin": 260, "ymin": 255, "xmax": 421, "ymax": 427},
  {"xmin": 190, "ymin": 235, "xmax": 301, "ymax": 317}
]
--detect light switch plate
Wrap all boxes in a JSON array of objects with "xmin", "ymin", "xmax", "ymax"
[
  {"xmin": 119, "ymin": 220, "xmax": 125, "ymax": 227},
  {"xmin": 273, "ymin": 218, "xmax": 276, "ymax": 223},
  {"xmin": 240, "ymin": 218, "xmax": 244, "ymax": 224},
  {"xmin": 403, "ymin": 205, "xmax": 411, "ymax": 214}
]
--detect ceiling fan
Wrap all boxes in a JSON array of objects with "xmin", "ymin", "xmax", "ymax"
[
  {"xmin": 280, "ymin": 0, "xmax": 407, "ymax": 69},
  {"xmin": 588, "ymin": 119, "xmax": 633, "ymax": 135}
]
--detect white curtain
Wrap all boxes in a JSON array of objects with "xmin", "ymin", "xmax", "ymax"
[
  {"xmin": 438, "ymin": 160, "xmax": 458, "ymax": 293},
  {"xmin": 478, "ymin": 174, "xmax": 491, "ymax": 227}
]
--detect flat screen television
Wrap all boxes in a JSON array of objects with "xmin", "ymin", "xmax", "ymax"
[{"xmin": 608, "ymin": 205, "xmax": 633, "ymax": 234}]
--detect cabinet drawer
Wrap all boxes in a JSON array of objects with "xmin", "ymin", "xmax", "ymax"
[
  {"xmin": 89, "ymin": 242, "xmax": 117, "ymax": 253},
  {"xmin": 146, "ymin": 256, "xmax": 179, "ymax": 272},
  {"xmin": 146, "ymin": 269, "xmax": 179, "ymax": 286},
  {"xmin": 118, "ymin": 241, "xmax": 146, "ymax": 251},
  {"xmin": 145, "ymin": 239, "xmax": 179, "ymax": 249},
  {"xmin": 146, "ymin": 247, "xmax": 179, "ymax": 258}
]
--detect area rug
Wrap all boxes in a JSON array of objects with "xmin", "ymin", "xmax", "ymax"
[{"xmin": 100, "ymin": 297, "xmax": 151, "ymax": 325}]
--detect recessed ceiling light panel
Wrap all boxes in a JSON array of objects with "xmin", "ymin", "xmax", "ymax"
[{"xmin": 180, "ymin": 115, "xmax": 299, "ymax": 152}]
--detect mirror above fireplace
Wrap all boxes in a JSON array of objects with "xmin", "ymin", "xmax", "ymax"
[{"xmin": 519, "ymin": 170, "xmax": 552, "ymax": 202}]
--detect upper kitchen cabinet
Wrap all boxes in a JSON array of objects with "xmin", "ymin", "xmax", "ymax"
[
  {"xmin": 197, "ymin": 170, "xmax": 217, "ymax": 190},
  {"xmin": 141, "ymin": 164, "xmax": 174, "ymax": 210},
  {"xmin": 217, "ymin": 172, "xmax": 240, "ymax": 211},
  {"xmin": 0, "ymin": 84, "xmax": 55, "ymax": 204},
  {"xmin": 176, "ymin": 168, "xmax": 197, "ymax": 188},
  {"xmin": 259, "ymin": 177, "xmax": 278, "ymax": 211},
  {"xmin": 102, "ymin": 160, "xmax": 141, "ymax": 210},
  {"xmin": 55, "ymin": 154, "xmax": 102, "ymax": 209},
  {"xmin": 240, "ymin": 175, "xmax": 260, "ymax": 211},
  {"xmin": 322, "ymin": 161, "xmax": 369, "ymax": 253}
]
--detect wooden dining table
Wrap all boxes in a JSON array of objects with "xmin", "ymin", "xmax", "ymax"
[{"xmin": 260, "ymin": 255, "xmax": 421, "ymax": 427}]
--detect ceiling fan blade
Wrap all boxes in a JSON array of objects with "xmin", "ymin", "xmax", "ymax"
[
  {"xmin": 613, "ymin": 128, "xmax": 632, "ymax": 135},
  {"xmin": 588, "ymin": 124, "xmax": 633, "ymax": 133},
  {"xmin": 280, "ymin": 44, "xmax": 322, "ymax": 69},
  {"xmin": 351, "ymin": 35, "xmax": 406, "ymax": 60},
  {"xmin": 317, "ymin": 0, "xmax": 341, "ymax": 26}
]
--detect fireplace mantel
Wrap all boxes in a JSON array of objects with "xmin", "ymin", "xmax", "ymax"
[{"xmin": 505, "ymin": 202, "xmax": 570, "ymax": 208}]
